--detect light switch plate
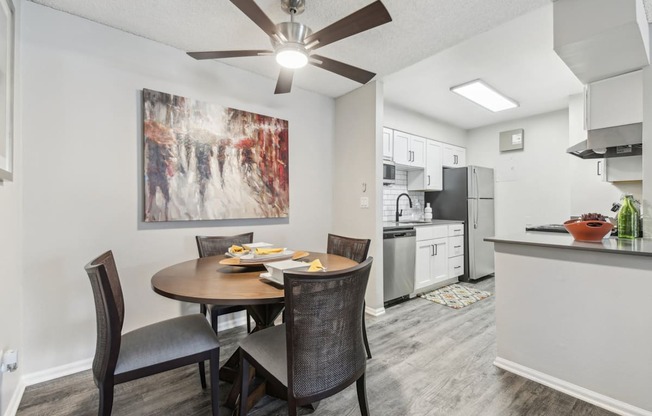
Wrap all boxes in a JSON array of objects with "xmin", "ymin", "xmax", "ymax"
[{"xmin": 360, "ymin": 197, "xmax": 369, "ymax": 208}]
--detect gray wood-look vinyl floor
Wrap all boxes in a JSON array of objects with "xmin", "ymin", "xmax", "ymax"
[{"xmin": 17, "ymin": 277, "xmax": 615, "ymax": 416}]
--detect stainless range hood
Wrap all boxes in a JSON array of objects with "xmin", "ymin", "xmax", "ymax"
[{"xmin": 567, "ymin": 122, "xmax": 643, "ymax": 159}]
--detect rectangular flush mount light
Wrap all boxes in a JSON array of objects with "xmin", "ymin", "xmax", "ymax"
[{"xmin": 450, "ymin": 79, "xmax": 518, "ymax": 112}]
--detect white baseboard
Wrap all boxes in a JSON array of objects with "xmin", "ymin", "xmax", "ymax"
[
  {"xmin": 365, "ymin": 305, "xmax": 385, "ymax": 317},
  {"xmin": 494, "ymin": 357, "xmax": 652, "ymax": 416},
  {"xmin": 3, "ymin": 379, "xmax": 26, "ymax": 416},
  {"xmin": 22, "ymin": 357, "xmax": 93, "ymax": 387}
]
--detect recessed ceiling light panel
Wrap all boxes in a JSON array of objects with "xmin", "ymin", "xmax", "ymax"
[{"xmin": 450, "ymin": 80, "xmax": 518, "ymax": 112}]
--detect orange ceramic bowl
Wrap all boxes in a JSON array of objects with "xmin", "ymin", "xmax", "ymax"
[{"xmin": 563, "ymin": 220, "xmax": 613, "ymax": 242}]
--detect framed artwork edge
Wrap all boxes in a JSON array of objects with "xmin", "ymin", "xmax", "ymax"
[{"xmin": 0, "ymin": 0, "xmax": 14, "ymax": 182}]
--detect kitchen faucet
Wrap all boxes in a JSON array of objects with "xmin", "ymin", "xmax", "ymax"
[{"xmin": 395, "ymin": 193, "xmax": 413, "ymax": 222}]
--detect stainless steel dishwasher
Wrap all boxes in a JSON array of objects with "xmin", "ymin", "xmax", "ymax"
[{"xmin": 383, "ymin": 227, "xmax": 416, "ymax": 304}]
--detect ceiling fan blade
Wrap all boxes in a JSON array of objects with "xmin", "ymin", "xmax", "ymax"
[
  {"xmin": 275, "ymin": 68, "xmax": 294, "ymax": 94},
  {"xmin": 187, "ymin": 50, "xmax": 272, "ymax": 60},
  {"xmin": 304, "ymin": 1, "xmax": 392, "ymax": 50},
  {"xmin": 230, "ymin": 0, "xmax": 278, "ymax": 38},
  {"xmin": 310, "ymin": 54, "xmax": 376, "ymax": 84}
]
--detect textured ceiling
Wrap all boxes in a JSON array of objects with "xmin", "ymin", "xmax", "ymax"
[
  {"xmin": 27, "ymin": 0, "xmax": 652, "ymax": 129},
  {"xmin": 29, "ymin": 0, "xmax": 551, "ymax": 98}
]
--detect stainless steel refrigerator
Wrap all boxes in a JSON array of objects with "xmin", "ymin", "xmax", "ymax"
[{"xmin": 425, "ymin": 166, "xmax": 495, "ymax": 281}]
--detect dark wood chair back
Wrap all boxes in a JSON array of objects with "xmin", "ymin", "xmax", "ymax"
[
  {"xmin": 326, "ymin": 233, "xmax": 371, "ymax": 263},
  {"xmin": 84, "ymin": 250, "xmax": 124, "ymax": 387},
  {"xmin": 283, "ymin": 257, "xmax": 373, "ymax": 404},
  {"xmin": 196, "ymin": 233, "xmax": 254, "ymax": 257}
]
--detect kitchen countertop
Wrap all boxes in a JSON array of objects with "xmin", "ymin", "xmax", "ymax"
[
  {"xmin": 486, "ymin": 232, "xmax": 652, "ymax": 257},
  {"xmin": 383, "ymin": 219, "xmax": 464, "ymax": 230}
]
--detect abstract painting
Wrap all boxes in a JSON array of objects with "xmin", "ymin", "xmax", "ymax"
[{"xmin": 143, "ymin": 89, "xmax": 289, "ymax": 222}]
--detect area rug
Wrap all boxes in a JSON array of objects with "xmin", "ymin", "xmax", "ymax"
[{"xmin": 419, "ymin": 284, "xmax": 492, "ymax": 309}]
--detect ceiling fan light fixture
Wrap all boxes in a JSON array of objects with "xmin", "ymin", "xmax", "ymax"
[
  {"xmin": 450, "ymin": 79, "xmax": 518, "ymax": 112},
  {"xmin": 275, "ymin": 44, "xmax": 309, "ymax": 69}
]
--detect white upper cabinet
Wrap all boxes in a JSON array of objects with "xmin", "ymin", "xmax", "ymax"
[
  {"xmin": 586, "ymin": 70, "xmax": 643, "ymax": 130},
  {"xmin": 443, "ymin": 144, "xmax": 466, "ymax": 168},
  {"xmin": 393, "ymin": 130, "xmax": 425, "ymax": 168},
  {"xmin": 382, "ymin": 128, "xmax": 393, "ymax": 160},
  {"xmin": 408, "ymin": 140, "xmax": 443, "ymax": 191}
]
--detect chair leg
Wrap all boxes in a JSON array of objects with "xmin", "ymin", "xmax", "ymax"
[
  {"xmin": 98, "ymin": 382, "xmax": 114, "ymax": 416},
  {"xmin": 288, "ymin": 396, "xmax": 298, "ymax": 416},
  {"xmin": 356, "ymin": 373, "xmax": 370, "ymax": 416},
  {"xmin": 198, "ymin": 361, "xmax": 207, "ymax": 389},
  {"xmin": 362, "ymin": 315, "xmax": 372, "ymax": 359},
  {"xmin": 211, "ymin": 308, "xmax": 219, "ymax": 333},
  {"xmin": 200, "ymin": 303, "xmax": 207, "ymax": 316},
  {"xmin": 246, "ymin": 310, "xmax": 251, "ymax": 333},
  {"xmin": 210, "ymin": 349, "xmax": 220, "ymax": 416},
  {"xmin": 239, "ymin": 354, "xmax": 250, "ymax": 416}
]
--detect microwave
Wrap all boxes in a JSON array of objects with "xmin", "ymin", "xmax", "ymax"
[{"xmin": 383, "ymin": 162, "xmax": 396, "ymax": 184}]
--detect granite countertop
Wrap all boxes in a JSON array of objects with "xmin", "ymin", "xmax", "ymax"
[
  {"xmin": 486, "ymin": 232, "xmax": 652, "ymax": 257},
  {"xmin": 383, "ymin": 219, "xmax": 464, "ymax": 230}
]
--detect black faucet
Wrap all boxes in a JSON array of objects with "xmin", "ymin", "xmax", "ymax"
[{"xmin": 395, "ymin": 193, "xmax": 413, "ymax": 223}]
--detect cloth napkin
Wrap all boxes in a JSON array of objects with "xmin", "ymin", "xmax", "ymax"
[
  {"xmin": 255, "ymin": 247, "xmax": 284, "ymax": 255},
  {"xmin": 229, "ymin": 245, "xmax": 247, "ymax": 254},
  {"xmin": 308, "ymin": 259, "xmax": 325, "ymax": 272}
]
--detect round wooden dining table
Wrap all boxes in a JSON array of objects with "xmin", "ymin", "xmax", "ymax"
[{"xmin": 151, "ymin": 251, "xmax": 358, "ymax": 408}]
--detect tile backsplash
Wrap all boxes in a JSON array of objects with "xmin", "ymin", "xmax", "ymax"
[{"xmin": 383, "ymin": 169, "xmax": 425, "ymax": 222}]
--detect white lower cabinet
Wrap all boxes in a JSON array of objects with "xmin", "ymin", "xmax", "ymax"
[
  {"xmin": 448, "ymin": 227, "xmax": 465, "ymax": 278},
  {"xmin": 414, "ymin": 226, "xmax": 449, "ymax": 291}
]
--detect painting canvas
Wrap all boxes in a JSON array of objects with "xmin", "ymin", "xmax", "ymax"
[{"xmin": 143, "ymin": 89, "xmax": 289, "ymax": 222}]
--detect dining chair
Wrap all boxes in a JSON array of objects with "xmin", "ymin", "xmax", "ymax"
[
  {"xmin": 196, "ymin": 233, "xmax": 253, "ymax": 333},
  {"xmin": 238, "ymin": 257, "xmax": 373, "ymax": 416},
  {"xmin": 327, "ymin": 233, "xmax": 373, "ymax": 359},
  {"xmin": 84, "ymin": 251, "xmax": 220, "ymax": 416}
]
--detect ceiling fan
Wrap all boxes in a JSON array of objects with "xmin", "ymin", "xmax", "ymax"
[{"xmin": 187, "ymin": 0, "xmax": 392, "ymax": 94}]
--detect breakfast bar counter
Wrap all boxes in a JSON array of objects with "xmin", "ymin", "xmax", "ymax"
[
  {"xmin": 487, "ymin": 232, "xmax": 652, "ymax": 257},
  {"xmin": 487, "ymin": 233, "xmax": 652, "ymax": 415}
]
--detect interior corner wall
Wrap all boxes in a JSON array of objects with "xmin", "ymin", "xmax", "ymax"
[
  {"xmin": 642, "ymin": 56, "xmax": 652, "ymax": 237},
  {"xmin": 383, "ymin": 102, "xmax": 467, "ymax": 147},
  {"xmin": 466, "ymin": 110, "xmax": 572, "ymax": 235},
  {"xmin": 0, "ymin": 1, "xmax": 23, "ymax": 412},
  {"xmin": 333, "ymin": 81, "xmax": 384, "ymax": 311},
  {"xmin": 19, "ymin": 2, "xmax": 335, "ymax": 375}
]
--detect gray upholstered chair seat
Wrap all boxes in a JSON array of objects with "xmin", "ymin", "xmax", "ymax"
[
  {"xmin": 115, "ymin": 314, "xmax": 220, "ymax": 376},
  {"xmin": 239, "ymin": 324, "xmax": 288, "ymax": 386}
]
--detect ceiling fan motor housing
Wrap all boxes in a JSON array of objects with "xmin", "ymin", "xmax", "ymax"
[{"xmin": 272, "ymin": 21, "xmax": 312, "ymax": 47}]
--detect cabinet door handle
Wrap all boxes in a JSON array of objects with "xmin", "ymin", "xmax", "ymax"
[
  {"xmin": 434, "ymin": 244, "xmax": 438, "ymax": 256},
  {"xmin": 427, "ymin": 175, "xmax": 431, "ymax": 186},
  {"xmin": 430, "ymin": 245, "xmax": 434, "ymax": 256},
  {"xmin": 411, "ymin": 150, "xmax": 414, "ymax": 162},
  {"xmin": 454, "ymin": 245, "xmax": 461, "ymax": 248},
  {"xmin": 597, "ymin": 160, "xmax": 602, "ymax": 176},
  {"xmin": 454, "ymin": 154, "xmax": 458, "ymax": 165},
  {"xmin": 454, "ymin": 266, "xmax": 461, "ymax": 269}
]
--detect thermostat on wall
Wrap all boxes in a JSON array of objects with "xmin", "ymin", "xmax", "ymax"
[{"xmin": 499, "ymin": 129, "xmax": 524, "ymax": 152}]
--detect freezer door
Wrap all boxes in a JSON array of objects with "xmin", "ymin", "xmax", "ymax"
[
  {"xmin": 467, "ymin": 198, "xmax": 495, "ymax": 280},
  {"xmin": 467, "ymin": 166, "xmax": 494, "ymax": 199}
]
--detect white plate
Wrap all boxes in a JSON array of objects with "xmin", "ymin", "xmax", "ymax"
[
  {"xmin": 264, "ymin": 260, "xmax": 310, "ymax": 281},
  {"xmin": 259, "ymin": 272, "xmax": 283, "ymax": 286},
  {"xmin": 237, "ymin": 250, "xmax": 294, "ymax": 264},
  {"xmin": 243, "ymin": 242, "xmax": 274, "ymax": 249}
]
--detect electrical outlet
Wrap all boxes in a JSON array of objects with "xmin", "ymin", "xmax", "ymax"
[{"xmin": 360, "ymin": 197, "xmax": 369, "ymax": 208}]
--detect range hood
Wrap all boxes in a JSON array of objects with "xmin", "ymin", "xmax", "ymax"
[{"xmin": 567, "ymin": 122, "xmax": 642, "ymax": 159}]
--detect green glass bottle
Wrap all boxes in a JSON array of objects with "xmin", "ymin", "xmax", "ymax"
[{"xmin": 618, "ymin": 194, "xmax": 640, "ymax": 239}]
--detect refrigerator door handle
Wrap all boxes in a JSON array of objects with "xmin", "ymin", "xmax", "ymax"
[
  {"xmin": 473, "ymin": 168, "xmax": 479, "ymax": 200},
  {"xmin": 474, "ymin": 198, "xmax": 478, "ymax": 229}
]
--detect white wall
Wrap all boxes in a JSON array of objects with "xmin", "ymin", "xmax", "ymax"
[
  {"xmin": 467, "ymin": 110, "xmax": 572, "ymax": 235},
  {"xmin": 383, "ymin": 103, "xmax": 467, "ymax": 147},
  {"xmin": 19, "ymin": 2, "xmax": 335, "ymax": 375},
  {"xmin": 0, "ymin": 0, "xmax": 23, "ymax": 412},
  {"xmin": 333, "ymin": 81, "xmax": 384, "ymax": 312}
]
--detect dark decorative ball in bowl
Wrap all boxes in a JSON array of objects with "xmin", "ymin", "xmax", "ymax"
[{"xmin": 563, "ymin": 219, "xmax": 613, "ymax": 242}]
